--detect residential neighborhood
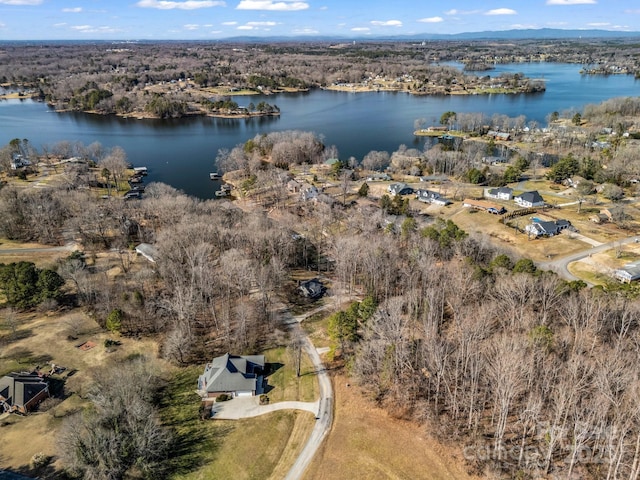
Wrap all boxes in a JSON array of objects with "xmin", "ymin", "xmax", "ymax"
[{"xmin": 5, "ymin": 31, "xmax": 640, "ymax": 480}]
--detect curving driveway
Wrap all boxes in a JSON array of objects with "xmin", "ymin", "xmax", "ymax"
[
  {"xmin": 283, "ymin": 305, "xmax": 334, "ymax": 480},
  {"xmin": 537, "ymin": 234, "xmax": 639, "ymax": 285}
]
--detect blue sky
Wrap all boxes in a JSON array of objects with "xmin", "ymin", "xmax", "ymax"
[{"xmin": 0, "ymin": 0, "xmax": 638, "ymax": 40}]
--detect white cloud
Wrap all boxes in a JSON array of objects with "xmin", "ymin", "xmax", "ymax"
[
  {"xmin": 546, "ymin": 0, "xmax": 596, "ymax": 4},
  {"xmin": 319, "ymin": 6, "xmax": 327, "ymax": 10},
  {"xmin": 54, "ymin": 22, "xmax": 67, "ymax": 27},
  {"xmin": 137, "ymin": 0, "xmax": 225, "ymax": 10},
  {"xmin": 444, "ymin": 9, "xmax": 480, "ymax": 15},
  {"xmin": 546, "ymin": 21, "xmax": 568, "ymax": 26},
  {"xmin": 222, "ymin": 21, "xmax": 238, "ymax": 25},
  {"xmin": 511, "ymin": 24, "xmax": 538, "ymax": 29},
  {"xmin": 236, "ymin": 1, "xmax": 308, "ymax": 11},
  {"xmin": 624, "ymin": 9, "xmax": 640, "ymax": 14},
  {"xmin": 485, "ymin": 8, "xmax": 517, "ymax": 15},
  {"xmin": 292, "ymin": 27, "xmax": 319, "ymax": 34},
  {"xmin": 237, "ymin": 25, "xmax": 254, "ymax": 29},
  {"xmin": 0, "ymin": 0, "xmax": 42, "ymax": 4},
  {"xmin": 419, "ymin": 16, "xmax": 443, "ymax": 23},
  {"xmin": 587, "ymin": 22, "xmax": 610, "ymax": 26},
  {"xmin": 247, "ymin": 21, "xmax": 276, "ymax": 26},
  {"xmin": 70, "ymin": 24, "xmax": 120, "ymax": 33},
  {"xmin": 351, "ymin": 27, "xmax": 370, "ymax": 32},
  {"xmin": 184, "ymin": 24, "xmax": 200, "ymax": 29},
  {"xmin": 62, "ymin": 7, "xmax": 82, "ymax": 12},
  {"xmin": 210, "ymin": 30, "xmax": 222, "ymax": 33},
  {"xmin": 0, "ymin": 22, "xmax": 5, "ymax": 28},
  {"xmin": 371, "ymin": 20, "xmax": 402, "ymax": 27}
]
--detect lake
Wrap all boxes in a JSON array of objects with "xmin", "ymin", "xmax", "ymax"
[{"xmin": 1, "ymin": 62, "xmax": 638, "ymax": 199}]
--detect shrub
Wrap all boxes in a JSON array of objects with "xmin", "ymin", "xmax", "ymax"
[
  {"xmin": 105, "ymin": 308, "xmax": 123, "ymax": 333},
  {"xmin": 216, "ymin": 393, "xmax": 231, "ymax": 402},
  {"xmin": 30, "ymin": 452, "xmax": 51, "ymax": 470}
]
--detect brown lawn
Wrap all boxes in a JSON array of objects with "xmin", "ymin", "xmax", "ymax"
[
  {"xmin": 304, "ymin": 373, "xmax": 479, "ymax": 480},
  {"xmin": 0, "ymin": 309, "xmax": 161, "ymax": 472}
]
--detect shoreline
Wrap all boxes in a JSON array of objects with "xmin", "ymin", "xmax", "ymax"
[
  {"xmin": 46, "ymin": 105, "xmax": 281, "ymax": 120},
  {"xmin": 324, "ymin": 85, "xmax": 544, "ymax": 95}
]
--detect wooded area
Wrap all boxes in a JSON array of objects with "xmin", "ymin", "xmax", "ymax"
[
  {"xmin": 4, "ymin": 83, "xmax": 640, "ymax": 477},
  {"xmin": 14, "ymin": 38, "xmax": 639, "ymax": 117}
]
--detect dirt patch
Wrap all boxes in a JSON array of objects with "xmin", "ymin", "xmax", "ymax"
[
  {"xmin": 77, "ymin": 340, "xmax": 97, "ymax": 351},
  {"xmin": 304, "ymin": 373, "xmax": 478, "ymax": 480}
]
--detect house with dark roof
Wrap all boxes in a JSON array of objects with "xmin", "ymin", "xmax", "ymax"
[
  {"xmin": 298, "ymin": 278, "xmax": 325, "ymax": 298},
  {"xmin": 514, "ymin": 191, "xmax": 545, "ymax": 208},
  {"xmin": 198, "ymin": 353, "xmax": 265, "ymax": 399},
  {"xmin": 0, "ymin": 372, "xmax": 49, "ymax": 414},
  {"xmin": 300, "ymin": 185, "xmax": 319, "ymax": 202},
  {"xmin": 387, "ymin": 183, "xmax": 413, "ymax": 196},
  {"xmin": 525, "ymin": 219, "xmax": 572, "ymax": 238},
  {"xmin": 415, "ymin": 189, "xmax": 451, "ymax": 206}
]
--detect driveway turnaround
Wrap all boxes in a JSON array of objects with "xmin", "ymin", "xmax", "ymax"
[
  {"xmin": 538, "ymin": 234, "xmax": 639, "ymax": 285},
  {"xmin": 211, "ymin": 397, "xmax": 319, "ymax": 420}
]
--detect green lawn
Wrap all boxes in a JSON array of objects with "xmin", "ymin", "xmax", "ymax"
[{"xmin": 264, "ymin": 346, "xmax": 318, "ymax": 403}]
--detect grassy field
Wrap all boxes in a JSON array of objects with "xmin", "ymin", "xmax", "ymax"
[
  {"xmin": 0, "ymin": 307, "xmax": 162, "ymax": 472},
  {"xmin": 304, "ymin": 374, "xmax": 479, "ymax": 480},
  {"xmin": 567, "ymin": 243, "xmax": 640, "ymax": 286}
]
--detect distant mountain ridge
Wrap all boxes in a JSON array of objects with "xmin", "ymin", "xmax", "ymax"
[
  {"xmin": 223, "ymin": 28, "xmax": 640, "ymax": 43},
  {"xmin": 1, "ymin": 28, "xmax": 639, "ymax": 44}
]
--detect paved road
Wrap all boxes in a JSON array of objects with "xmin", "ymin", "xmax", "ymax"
[
  {"xmin": 537, "ymin": 234, "xmax": 639, "ymax": 284},
  {"xmin": 283, "ymin": 305, "xmax": 335, "ymax": 480}
]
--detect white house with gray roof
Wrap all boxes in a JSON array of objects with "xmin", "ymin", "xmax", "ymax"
[
  {"xmin": 485, "ymin": 187, "xmax": 513, "ymax": 201},
  {"xmin": 614, "ymin": 260, "xmax": 640, "ymax": 283},
  {"xmin": 514, "ymin": 191, "xmax": 545, "ymax": 208},
  {"xmin": 198, "ymin": 353, "xmax": 265, "ymax": 398}
]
